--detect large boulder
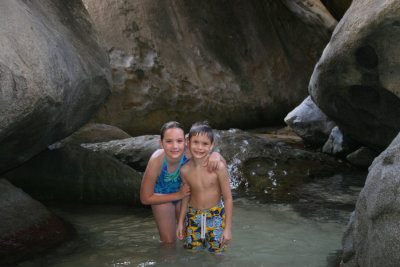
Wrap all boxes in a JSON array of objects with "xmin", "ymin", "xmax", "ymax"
[
  {"xmin": 0, "ymin": 1, "xmax": 112, "ymax": 174},
  {"xmin": 342, "ymin": 132, "xmax": 400, "ymax": 266},
  {"xmin": 309, "ymin": 0, "xmax": 400, "ymax": 151},
  {"xmin": 83, "ymin": 0, "xmax": 337, "ymax": 135},
  {"xmin": 4, "ymin": 145, "xmax": 142, "ymax": 205},
  {"xmin": 0, "ymin": 179, "xmax": 73, "ymax": 265}
]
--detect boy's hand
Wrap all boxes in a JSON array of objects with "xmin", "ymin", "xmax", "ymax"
[
  {"xmin": 220, "ymin": 228, "xmax": 232, "ymax": 246},
  {"xmin": 177, "ymin": 183, "xmax": 191, "ymax": 199},
  {"xmin": 177, "ymin": 223, "xmax": 185, "ymax": 240}
]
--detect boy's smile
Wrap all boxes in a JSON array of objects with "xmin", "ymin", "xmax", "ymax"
[{"xmin": 188, "ymin": 134, "xmax": 214, "ymax": 159}]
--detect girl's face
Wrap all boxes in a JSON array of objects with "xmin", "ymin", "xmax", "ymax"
[{"xmin": 159, "ymin": 127, "xmax": 185, "ymax": 159}]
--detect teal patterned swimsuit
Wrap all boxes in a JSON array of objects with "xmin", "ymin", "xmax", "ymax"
[{"xmin": 154, "ymin": 154, "xmax": 189, "ymax": 204}]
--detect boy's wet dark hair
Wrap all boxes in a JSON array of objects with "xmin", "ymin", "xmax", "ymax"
[
  {"xmin": 188, "ymin": 121, "xmax": 214, "ymax": 143},
  {"xmin": 160, "ymin": 121, "xmax": 184, "ymax": 140}
]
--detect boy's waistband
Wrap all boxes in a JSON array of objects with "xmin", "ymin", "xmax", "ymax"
[{"xmin": 188, "ymin": 200, "xmax": 224, "ymax": 214}]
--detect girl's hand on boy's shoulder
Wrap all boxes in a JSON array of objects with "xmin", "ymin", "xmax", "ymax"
[{"xmin": 203, "ymin": 152, "xmax": 224, "ymax": 172}]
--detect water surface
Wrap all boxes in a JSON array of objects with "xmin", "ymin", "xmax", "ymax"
[{"xmin": 17, "ymin": 172, "xmax": 365, "ymax": 267}]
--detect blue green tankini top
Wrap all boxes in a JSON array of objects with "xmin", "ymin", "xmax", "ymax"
[{"xmin": 154, "ymin": 154, "xmax": 189, "ymax": 194}]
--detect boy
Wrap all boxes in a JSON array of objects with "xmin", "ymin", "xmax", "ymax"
[{"xmin": 177, "ymin": 122, "xmax": 232, "ymax": 253}]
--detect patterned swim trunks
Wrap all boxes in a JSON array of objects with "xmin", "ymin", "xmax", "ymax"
[{"xmin": 184, "ymin": 201, "xmax": 226, "ymax": 253}]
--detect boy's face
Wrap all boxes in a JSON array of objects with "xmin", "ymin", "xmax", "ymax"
[
  {"xmin": 188, "ymin": 133, "xmax": 214, "ymax": 159},
  {"xmin": 159, "ymin": 127, "xmax": 185, "ymax": 159}
]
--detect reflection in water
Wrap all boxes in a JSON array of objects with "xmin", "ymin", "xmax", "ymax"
[{"xmin": 16, "ymin": 181, "xmax": 364, "ymax": 267}]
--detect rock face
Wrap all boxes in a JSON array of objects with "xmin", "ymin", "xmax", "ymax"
[
  {"xmin": 0, "ymin": 1, "xmax": 112, "ymax": 174},
  {"xmin": 0, "ymin": 179, "xmax": 72, "ymax": 265},
  {"xmin": 83, "ymin": 0, "xmax": 336, "ymax": 135},
  {"xmin": 342, "ymin": 132, "xmax": 400, "ymax": 266},
  {"xmin": 309, "ymin": 0, "xmax": 400, "ymax": 151}
]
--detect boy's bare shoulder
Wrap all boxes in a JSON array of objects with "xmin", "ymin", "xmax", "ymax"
[{"xmin": 215, "ymin": 161, "xmax": 228, "ymax": 175}]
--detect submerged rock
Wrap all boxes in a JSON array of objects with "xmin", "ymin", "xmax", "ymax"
[
  {"xmin": 0, "ymin": 179, "xmax": 73, "ymax": 265},
  {"xmin": 309, "ymin": 0, "xmax": 400, "ymax": 151},
  {"xmin": 83, "ymin": 0, "xmax": 336, "ymax": 135},
  {"xmin": 342, "ymin": 132, "xmax": 400, "ymax": 266},
  {"xmin": 4, "ymin": 145, "xmax": 142, "ymax": 205},
  {"xmin": 0, "ymin": 1, "xmax": 112, "ymax": 174}
]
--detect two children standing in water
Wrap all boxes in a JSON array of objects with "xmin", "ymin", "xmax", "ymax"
[{"xmin": 140, "ymin": 121, "xmax": 232, "ymax": 253}]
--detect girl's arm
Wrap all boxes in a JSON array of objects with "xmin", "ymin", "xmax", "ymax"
[
  {"xmin": 140, "ymin": 149, "xmax": 190, "ymax": 205},
  {"xmin": 216, "ymin": 162, "xmax": 233, "ymax": 245}
]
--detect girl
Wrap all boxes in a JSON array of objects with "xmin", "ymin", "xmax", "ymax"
[{"xmin": 140, "ymin": 121, "xmax": 223, "ymax": 243}]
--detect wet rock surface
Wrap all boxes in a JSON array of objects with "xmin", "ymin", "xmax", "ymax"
[{"xmin": 212, "ymin": 129, "xmax": 360, "ymax": 203}]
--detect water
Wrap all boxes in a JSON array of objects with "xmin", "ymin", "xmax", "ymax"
[{"xmin": 16, "ymin": 174, "xmax": 364, "ymax": 267}]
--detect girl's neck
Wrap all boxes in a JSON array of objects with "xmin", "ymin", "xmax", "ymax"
[{"xmin": 165, "ymin": 154, "xmax": 182, "ymax": 166}]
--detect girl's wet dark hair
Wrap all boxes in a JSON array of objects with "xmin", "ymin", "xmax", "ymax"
[
  {"xmin": 188, "ymin": 121, "xmax": 214, "ymax": 143},
  {"xmin": 160, "ymin": 121, "xmax": 184, "ymax": 140}
]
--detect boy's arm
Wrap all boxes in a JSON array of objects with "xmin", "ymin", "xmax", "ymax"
[{"xmin": 216, "ymin": 162, "xmax": 233, "ymax": 245}]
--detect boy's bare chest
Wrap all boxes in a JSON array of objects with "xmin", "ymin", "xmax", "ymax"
[{"xmin": 187, "ymin": 170, "xmax": 218, "ymax": 190}]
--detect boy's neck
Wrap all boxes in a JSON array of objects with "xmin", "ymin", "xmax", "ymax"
[{"xmin": 191, "ymin": 155, "xmax": 207, "ymax": 167}]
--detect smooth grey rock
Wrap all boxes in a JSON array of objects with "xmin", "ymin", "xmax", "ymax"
[
  {"xmin": 309, "ymin": 0, "xmax": 400, "ymax": 151},
  {"xmin": 0, "ymin": 1, "xmax": 112, "ymax": 173},
  {"xmin": 285, "ymin": 96, "xmax": 336, "ymax": 146},
  {"xmin": 50, "ymin": 123, "xmax": 132, "ymax": 149},
  {"xmin": 81, "ymin": 135, "xmax": 160, "ymax": 172},
  {"xmin": 342, "ymin": 132, "xmax": 400, "ymax": 266}
]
